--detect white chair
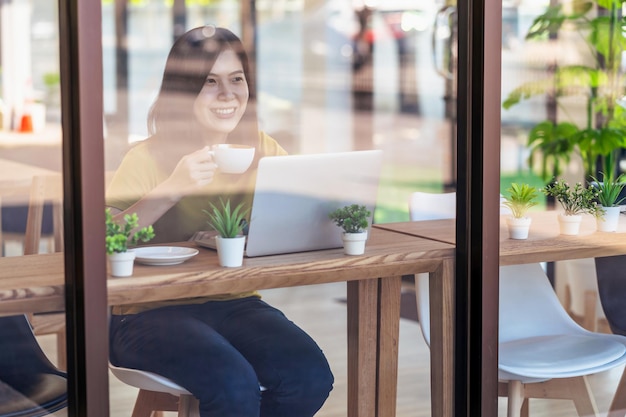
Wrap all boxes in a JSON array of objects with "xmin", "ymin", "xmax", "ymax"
[
  {"xmin": 409, "ymin": 191, "xmax": 626, "ymax": 417},
  {"xmin": 498, "ymin": 263, "xmax": 626, "ymax": 417},
  {"xmin": 109, "ymin": 363, "xmax": 199, "ymax": 417},
  {"xmin": 109, "ymin": 363, "xmax": 268, "ymax": 417},
  {"xmin": 408, "ymin": 191, "xmax": 511, "ymax": 222},
  {"xmin": 408, "ymin": 191, "xmax": 456, "ymax": 221}
]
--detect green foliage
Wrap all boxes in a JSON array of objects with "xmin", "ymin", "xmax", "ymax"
[
  {"xmin": 543, "ymin": 179, "xmax": 603, "ymax": 216},
  {"xmin": 503, "ymin": 183, "xmax": 539, "ymax": 218},
  {"xmin": 203, "ymin": 198, "xmax": 249, "ymax": 238},
  {"xmin": 524, "ymin": 4, "xmax": 570, "ymax": 40},
  {"xmin": 590, "ymin": 171, "xmax": 626, "ymax": 206},
  {"xmin": 42, "ymin": 72, "xmax": 60, "ymax": 88},
  {"xmin": 503, "ymin": 0, "xmax": 626, "ymax": 180},
  {"xmin": 105, "ymin": 208, "xmax": 155, "ymax": 254},
  {"xmin": 573, "ymin": 126, "xmax": 626, "ymax": 176},
  {"xmin": 329, "ymin": 204, "xmax": 371, "ymax": 234},
  {"xmin": 527, "ymin": 121, "xmax": 578, "ymax": 182}
]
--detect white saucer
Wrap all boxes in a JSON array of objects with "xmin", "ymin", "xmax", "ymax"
[{"xmin": 131, "ymin": 246, "xmax": 199, "ymax": 266}]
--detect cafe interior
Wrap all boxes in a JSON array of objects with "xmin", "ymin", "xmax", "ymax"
[{"xmin": 2, "ymin": 0, "xmax": 626, "ymax": 416}]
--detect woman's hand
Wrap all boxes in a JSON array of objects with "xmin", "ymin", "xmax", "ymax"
[{"xmin": 165, "ymin": 146, "xmax": 218, "ymax": 195}]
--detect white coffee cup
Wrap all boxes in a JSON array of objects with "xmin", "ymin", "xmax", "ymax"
[{"xmin": 209, "ymin": 144, "xmax": 255, "ymax": 174}]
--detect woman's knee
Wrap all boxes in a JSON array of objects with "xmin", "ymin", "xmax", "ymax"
[
  {"xmin": 281, "ymin": 351, "xmax": 334, "ymax": 401},
  {"xmin": 197, "ymin": 367, "xmax": 262, "ymax": 416},
  {"xmin": 303, "ymin": 358, "xmax": 334, "ymax": 401}
]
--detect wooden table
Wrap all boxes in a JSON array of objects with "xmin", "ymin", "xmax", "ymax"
[
  {"xmin": 374, "ymin": 210, "xmax": 626, "ymax": 417},
  {"xmin": 0, "ymin": 227, "xmax": 455, "ymax": 417},
  {"xmin": 375, "ymin": 210, "xmax": 626, "ymax": 264}
]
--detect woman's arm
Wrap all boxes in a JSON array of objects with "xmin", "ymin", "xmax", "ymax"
[{"xmin": 108, "ymin": 146, "xmax": 218, "ymax": 229}]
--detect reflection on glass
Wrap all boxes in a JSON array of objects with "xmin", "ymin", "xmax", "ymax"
[
  {"xmin": 0, "ymin": 0, "xmax": 63, "ymax": 258},
  {"xmin": 0, "ymin": 0, "xmax": 66, "ymax": 409}
]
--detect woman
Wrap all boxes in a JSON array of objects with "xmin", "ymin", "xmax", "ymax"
[{"xmin": 106, "ymin": 26, "xmax": 334, "ymax": 417}]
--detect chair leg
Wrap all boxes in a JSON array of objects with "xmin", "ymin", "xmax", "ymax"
[
  {"xmin": 507, "ymin": 380, "xmax": 525, "ymax": 417},
  {"xmin": 583, "ymin": 289, "xmax": 598, "ymax": 332},
  {"xmin": 609, "ymin": 368, "xmax": 626, "ymax": 417},
  {"xmin": 131, "ymin": 389, "xmax": 179, "ymax": 417},
  {"xmin": 523, "ymin": 376, "xmax": 599, "ymax": 417},
  {"xmin": 520, "ymin": 398, "xmax": 529, "ymax": 417},
  {"xmin": 178, "ymin": 394, "xmax": 199, "ymax": 417},
  {"xmin": 569, "ymin": 376, "xmax": 599, "ymax": 417}
]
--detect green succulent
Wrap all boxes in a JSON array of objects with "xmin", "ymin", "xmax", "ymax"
[
  {"xmin": 203, "ymin": 198, "xmax": 249, "ymax": 238},
  {"xmin": 589, "ymin": 172, "xmax": 626, "ymax": 207},
  {"xmin": 502, "ymin": 183, "xmax": 539, "ymax": 218}
]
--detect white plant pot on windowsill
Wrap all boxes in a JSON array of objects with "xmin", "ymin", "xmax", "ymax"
[
  {"xmin": 342, "ymin": 231, "xmax": 368, "ymax": 255},
  {"xmin": 597, "ymin": 206, "xmax": 621, "ymax": 232},
  {"xmin": 216, "ymin": 235, "xmax": 246, "ymax": 267},
  {"xmin": 108, "ymin": 251, "xmax": 136, "ymax": 277},
  {"xmin": 506, "ymin": 216, "xmax": 531, "ymax": 240}
]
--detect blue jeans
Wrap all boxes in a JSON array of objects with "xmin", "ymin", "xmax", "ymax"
[{"xmin": 109, "ymin": 297, "xmax": 334, "ymax": 417}]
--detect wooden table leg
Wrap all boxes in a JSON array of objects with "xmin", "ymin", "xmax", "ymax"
[
  {"xmin": 429, "ymin": 259, "xmax": 455, "ymax": 417},
  {"xmin": 347, "ymin": 279, "xmax": 378, "ymax": 417},
  {"xmin": 376, "ymin": 275, "xmax": 402, "ymax": 417}
]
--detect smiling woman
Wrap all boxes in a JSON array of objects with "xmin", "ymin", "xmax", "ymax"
[{"xmin": 104, "ymin": 26, "xmax": 333, "ymax": 417}]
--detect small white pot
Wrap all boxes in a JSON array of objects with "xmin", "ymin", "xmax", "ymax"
[
  {"xmin": 558, "ymin": 213, "xmax": 582, "ymax": 236},
  {"xmin": 597, "ymin": 206, "xmax": 621, "ymax": 232},
  {"xmin": 108, "ymin": 251, "xmax": 136, "ymax": 277},
  {"xmin": 506, "ymin": 216, "xmax": 531, "ymax": 240},
  {"xmin": 216, "ymin": 236, "xmax": 246, "ymax": 267},
  {"xmin": 342, "ymin": 231, "xmax": 368, "ymax": 255}
]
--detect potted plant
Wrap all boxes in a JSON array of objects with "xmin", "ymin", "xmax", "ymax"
[
  {"xmin": 105, "ymin": 208, "xmax": 155, "ymax": 277},
  {"xmin": 502, "ymin": 183, "xmax": 538, "ymax": 240},
  {"xmin": 542, "ymin": 179, "xmax": 602, "ymax": 235},
  {"xmin": 502, "ymin": 0, "xmax": 626, "ymax": 183},
  {"xmin": 328, "ymin": 204, "xmax": 371, "ymax": 255},
  {"xmin": 590, "ymin": 172, "xmax": 626, "ymax": 232},
  {"xmin": 203, "ymin": 198, "xmax": 249, "ymax": 267}
]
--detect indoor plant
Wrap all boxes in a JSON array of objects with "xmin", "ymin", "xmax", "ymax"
[
  {"xmin": 590, "ymin": 172, "xmax": 626, "ymax": 232},
  {"xmin": 543, "ymin": 179, "xmax": 602, "ymax": 235},
  {"xmin": 502, "ymin": 183, "xmax": 538, "ymax": 239},
  {"xmin": 502, "ymin": 0, "xmax": 626, "ymax": 183},
  {"xmin": 203, "ymin": 198, "xmax": 249, "ymax": 267},
  {"xmin": 328, "ymin": 204, "xmax": 371, "ymax": 255},
  {"xmin": 105, "ymin": 208, "xmax": 155, "ymax": 277}
]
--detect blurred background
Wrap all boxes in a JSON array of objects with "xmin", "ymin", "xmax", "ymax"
[{"xmin": 5, "ymin": 0, "xmax": 596, "ymax": 230}]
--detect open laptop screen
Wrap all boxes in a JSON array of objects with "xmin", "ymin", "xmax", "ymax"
[{"xmin": 244, "ymin": 150, "xmax": 383, "ymax": 257}]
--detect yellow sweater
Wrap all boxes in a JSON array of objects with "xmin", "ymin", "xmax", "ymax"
[{"xmin": 107, "ymin": 132, "xmax": 287, "ymax": 314}]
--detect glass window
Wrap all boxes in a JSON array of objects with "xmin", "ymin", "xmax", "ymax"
[
  {"xmin": 102, "ymin": 0, "xmax": 456, "ymax": 415},
  {"xmin": 0, "ymin": 0, "xmax": 66, "ymax": 411}
]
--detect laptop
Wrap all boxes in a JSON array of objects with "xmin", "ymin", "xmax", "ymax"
[{"xmin": 193, "ymin": 150, "xmax": 383, "ymax": 257}]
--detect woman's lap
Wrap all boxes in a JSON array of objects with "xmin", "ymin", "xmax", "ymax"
[{"xmin": 109, "ymin": 297, "xmax": 333, "ymax": 417}]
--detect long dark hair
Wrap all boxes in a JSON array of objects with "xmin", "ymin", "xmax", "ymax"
[{"xmin": 147, "ymin": 26, "xmax": 259, "ymax": 152}]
